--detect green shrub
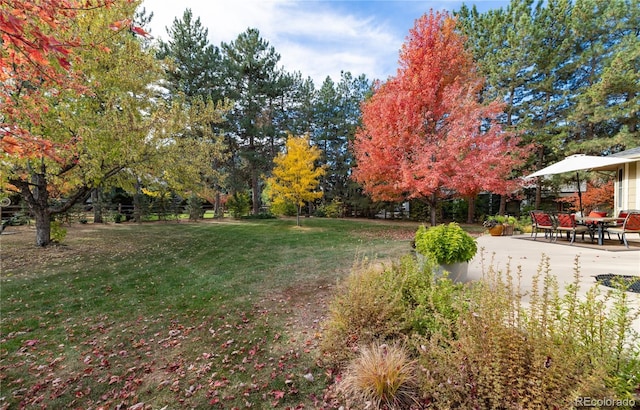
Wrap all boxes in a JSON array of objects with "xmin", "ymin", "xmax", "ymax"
[
  {"xmin": 414, "ymin": 223, "xmax": 477, "ymax": 264},
  {"xmin": 395, "ymin": 256, "xmax": 463, "ymax": 338},
  {"xmin": 240, "ymin": 212, "xmax": 276, "ymax": 220},
  {"xmin": 271, "ymin": 200, "xmax": 297, "ymax": 217},
  {"xmin": 185, "ymin": 195, "xmax": 205, "ymax": 221},
  {"xmin": 517, "ymin": 214, "xmax": 532, "ymax": 233},
  {"xmin": 8, "ymin": 210, "xmax": 30, "ymax": 226},
  {"xmin": 50, "ymin": 220, "xmax": 67, "ymax": 243},
  {"xmin": 226, "ymin": 192, "xmax": 251, "ymax": 219},
  {"xmin": 316, "ymin": 199, "xmax": 342, "ymax": 218},
  {"xmin": 409, "ymin": 199, "xmax": 429, "ymax": 221}
]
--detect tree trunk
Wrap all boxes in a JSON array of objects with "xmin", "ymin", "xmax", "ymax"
[
  {"xmin": 467, "ymin": 196, "xmax": 475, "ymax": 224},
  {"xmin": 296, "ymin": 204, "xmax": 301, "ymax": 226},
  {"xmin": 215, "ymin": 191, "xmax": 222, "ymax": 218},
  {"xmin": 31, "ymin": 171, "xmax": 51, "ymax": 247},
  {"xmin": 12, "ymin": 161, "xmax": 90, "ymax": 246},
  {"xmin": 429, "ymin": 194, "xmax": 437, "ymax": 226},
  {"xmin": 499, "ymin": 195, "xmax": 507, "ymax": 215},
  {"xmin": 92, "ymin": 188, "xmax": 103, "ymax": 223},
  {"xmin": 251, "ymin": 170, "xmax": 260, "ymax": 215},
  {"xmin": 534, "ymin": 146, "xmax": 544, "ymax": 209},
  {"xmin": 133, "ymin": 180, "xmax": 143, "ymax": 223},
  {"xmin": 34, "ymin": 206, "xmax": 51, "ymax": 247}
]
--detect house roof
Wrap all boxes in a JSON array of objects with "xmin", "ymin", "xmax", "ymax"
[{"xmin": 610, "ymin": 147, "xmax": 640, "ymax": 159}]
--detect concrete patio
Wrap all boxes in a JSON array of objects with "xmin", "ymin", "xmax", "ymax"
[{"xmin": 468, "ymin": 233, "xmax": 640, "ymax": 333}]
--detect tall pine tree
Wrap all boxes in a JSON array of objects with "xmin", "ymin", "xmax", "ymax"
[
  {"xmin": 221, "ymin": 28, "xmax": 287, "ymax": 214},
  {"xmin": 157, "ymin": 8, "xmax": 222, "ymax": 102}
]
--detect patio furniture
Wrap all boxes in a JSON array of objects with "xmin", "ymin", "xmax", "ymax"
[
  {"xmin": 581, "ymin": 211, "xmax": 609, "ymax": 241},
  {"xmin": 577, "ymin": 214, "xmax": 619, "ymax": 246},
  {"xmin": 614, "ymin": 210, "xmax": 640, "ymax": 226},
  {"xmin": 530, "ymin": 210, "xmax": 555, "ymax": 241},
  {"xmin": 555, "ymin": 212, "xmax": 589, "ymax": 244},
  {"xmin": 607, "ymin": 211, "xmax": 640, "ymax": 248}
]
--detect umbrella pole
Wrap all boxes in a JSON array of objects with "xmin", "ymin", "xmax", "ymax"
[{"xmin": 576, "ymin": 171, "xmax": 583, "ymax": 215}]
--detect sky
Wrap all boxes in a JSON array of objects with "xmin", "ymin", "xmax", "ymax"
[{"xmin": 139, "ymin": 0, "xmax": 510, "ymax": 86}]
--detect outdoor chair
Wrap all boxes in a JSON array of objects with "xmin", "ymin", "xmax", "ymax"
[
  {"xmin": 607, "ymin": 211, "xmax": 640, "ymax": 248},
  {"xmin": 555, "ymin": 212, "xmax": 589, "ymax": 244},
  {"xmin": 616, "ymin": 210, "xmax": 629, "ymax": 225},
  {"xmin": 615, "ymin": 210, "xmax": 640, "ymax": 226},
  {"xmin": 530, "ymin": 210, "xmax": 555, "ymax": 241}
]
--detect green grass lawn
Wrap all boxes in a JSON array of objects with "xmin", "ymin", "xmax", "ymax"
[{"xmin": 0, "ymin": 218, "xmax": 421, "ymax": 408}]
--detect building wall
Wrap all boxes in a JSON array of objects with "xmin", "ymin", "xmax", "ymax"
[
  {"xmin": 618, "ymin": 161, "xmax": 640, "ymax": 212},
  {"xmin": 629, "ymin": 162, "xmax": 639, "ymax": 209},
  {"xmin": 613, "ymin": 162, "xmax": 637, "ymax": 214}
]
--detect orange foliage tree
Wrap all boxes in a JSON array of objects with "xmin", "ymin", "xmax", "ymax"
[
  {"xmin": 557, "ymin": 179, "xmax": 614, "ymax": 213},
  {"xmin": 352, "ymin": 11, "xmax": 527, "ymax": 225}
]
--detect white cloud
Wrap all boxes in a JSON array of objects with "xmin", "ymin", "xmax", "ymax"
[
  {"xmin": 140, "ymin": 0, "xmax": 509, "ymax": 85},
  {"xmin": 140, "ymin": 0, "xmax": 406, "ymax": 85}
]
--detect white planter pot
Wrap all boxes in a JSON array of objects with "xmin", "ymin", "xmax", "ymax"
[
  {"xmin": 436, "ymin": 262, "xmax": 469, "ymax": 283},
  {"xmin": 412, "ymin": 251, "xmax": 469, "ymax": 283}
]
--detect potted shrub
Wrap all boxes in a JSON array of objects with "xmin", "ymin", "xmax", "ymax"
[
  {"xmin": 483, "ymin": 216, "xmax": 504, "ymax": 236},
  {"xmin": 414, "ymin": 223, "xmax": 478, "ymax": 282},
  {"xmin": 503, "ymin": 215, "xmax": 517, "ymax": 236}
]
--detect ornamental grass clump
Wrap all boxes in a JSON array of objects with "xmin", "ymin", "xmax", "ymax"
[
  {"xmin": 321, "ymin": 257, "xmax": 465, "ymax": 368},
  {"xmin": 340, "ymin": 342, "xmax": 419, "ymax": 410},
  {"xmin": 320, "ymin": 262, "xmax": 406, "ymax": 366}
]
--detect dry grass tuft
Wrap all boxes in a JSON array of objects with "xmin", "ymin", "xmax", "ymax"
[
  {"xmin": 320, "ymin": 262, "xmax": 405, "ymax": 365},
  {"xmin": 340, "ymin": 342, "xmax": 419, "ymax": 409}
]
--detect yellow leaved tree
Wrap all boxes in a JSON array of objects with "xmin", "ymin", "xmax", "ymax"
[{"xmin": 267, "ymin": 135, "xmax": 325, "ymax": 226}]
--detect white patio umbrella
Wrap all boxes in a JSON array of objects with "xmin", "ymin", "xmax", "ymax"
[
  {"xmin": 525, "ymin": 154, "xmax": 634, "ymax": 178},
  {"xmin": 524, "ymin": 154, "xmax": 634, "ymax": 213}
]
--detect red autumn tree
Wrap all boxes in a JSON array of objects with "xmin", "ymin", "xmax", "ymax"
[{"xmin": 352, "ymin": 11, "xmax": 526, "ymax": 225}]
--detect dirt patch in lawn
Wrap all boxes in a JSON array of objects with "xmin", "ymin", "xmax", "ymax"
[
  {"xmin": 353, "ymin": 227, "xmax": 417, "ymax": 241},
  {"xmin": 1, "ymin": 224, "xmax": 147, "ymax": 276}
]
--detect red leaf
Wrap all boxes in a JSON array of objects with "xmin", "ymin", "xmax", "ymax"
[
  {"xmin": 57, "ymin": 56, "xmax": 71, "ymax": 70},
  {"xmin": 131, "ymin": 26, "xmax": 149, "ymax": 38}
]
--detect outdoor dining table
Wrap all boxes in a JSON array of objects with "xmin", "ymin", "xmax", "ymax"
[{"xmin": 576, "ymin": 216, "xmax": 618, "ymax": 245}]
